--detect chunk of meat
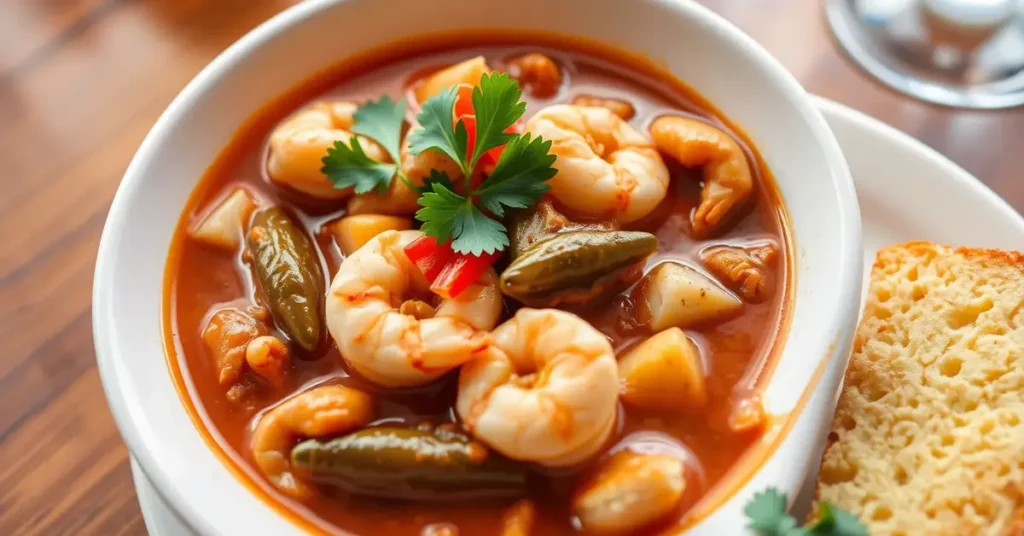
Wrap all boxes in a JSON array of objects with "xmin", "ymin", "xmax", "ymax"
[
  {"xmin": 506, "ymin": 53, "xmax": 562, "ymax": 98},
  {"xmin": 700, "ymin": 243, "xmax": 778, "ymax": 303},
  {"xmin": 202, "ymin": 307, "xmax": 268, "ymax": 387}
]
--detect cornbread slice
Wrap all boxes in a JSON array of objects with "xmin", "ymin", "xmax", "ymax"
[{"xmin": 815, "ymin": 242, "xmax": 1024, "ymax": 536}]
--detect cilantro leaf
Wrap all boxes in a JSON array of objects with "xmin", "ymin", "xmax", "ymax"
[
  {"xmin": 807, "ymin": 503, "xmax": 868, "ymax": 536},
  {"xmin": 746, "ymin": 489, "xmax": 802, "ymax": 536},
  {"xmin": 415, "ymin": 180, "xmax": 464, "ymax": 244},
  {"xmin": 351, "ymin": 95, "xmax": 406, "ymax": 162},
  {"xmin": 415, "ymin": 181, "xmax": 507, "ymax": 255},
  {"xmin": 474, "ymin": 133, "xmax": 556, "ymax": 217},
  {"xmin": 745, "ymin": 488, "xmax": 868, "ymax": 536},
  {"xmin": 321, "ymin": 137, "xmax": 397, "ymax": 194},
  {"xmin": 469, "ymin": 72, "xmax": 525, "ymax": 168},
  {"xmin": 417, "ymin": 168, "xmax": 458, "ymax": 195},
  {"xmin": 450, "ymin": 203, "xmax": 507, "ymax": 255},
  {"xmin": 407, "ymin": 86, "xmax": 470, "ymax": 177}
]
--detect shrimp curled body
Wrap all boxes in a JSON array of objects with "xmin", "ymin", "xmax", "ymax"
[
  {"xmin": 456, "ymin": 308, "xmax": 619, "ymax": 467},
  {"xmin": 649, "ymin": 115, "xmax": 754, "ymax": 237},
  {"xmin": 525, "ymin": 105, "xmax": 669, "ymax": 224},
  {"xmin": 326, "ymin": 230, "xmax": 502, "ymax": 388},
  {"xmin": 250, "ymin": 384, "xmax": 374, "ymax": 498},
  {"xmin": 267, "ymin": 101, "xmax": 390, "ymax": 199}
]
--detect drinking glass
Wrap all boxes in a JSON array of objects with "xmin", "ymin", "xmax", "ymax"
[{"xmin": 825, "ymin": 0, "xmax": 1024, "ymax": 108}]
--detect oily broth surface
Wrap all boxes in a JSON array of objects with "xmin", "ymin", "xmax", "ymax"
[{"xmin": 167, "ymin": 42, "xmax": 788, "ymax": 535}]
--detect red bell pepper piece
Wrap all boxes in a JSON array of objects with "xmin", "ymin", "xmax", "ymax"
[
  {"xmin": 431, "ymin": 250, "xmax": 502, "ymax": 300},
  {"xmin": 453, "ymin": 83, "xmax": 517, "ymax": 174},
  {"xmin": 454, "ymin": 84, "xmax": 475, "ymax": 118},
  {"xmin": 403, "ymin": 236, "xmax": 456, "ymax": 283},
  {"xmin": 403, "ymin": 235, "xmax": 501, "ymax": 299}
]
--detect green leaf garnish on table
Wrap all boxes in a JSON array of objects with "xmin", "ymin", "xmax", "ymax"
[{"xmin": 745, "ymin": 488, "xmax": 868, "ymax": 536}]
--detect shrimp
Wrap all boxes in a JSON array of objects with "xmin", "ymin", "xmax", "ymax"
[
  {"xmin": 250, "ymin": 384, "xmax": 374, "ymax": 498},
  {"xmin": 506, "ymin": 53, "xmax": 562, "ymax": 98},
  {"xmin": 326, "ymin": 230, "xmax": 502, "ymax": 388},
  {"xmin": 456, "ymin": 308, "xmax": 619, "ymax": 467},
  {"xmin": 267, "ymin": 100, "xmax": 390, "ymax": 199},
  {"xmin": 524, "ymin": 105, "xmax": 669, "ymax": 223},
  {"xmin": 649, "ymin": 115, "xmax": 754, "ymax": 237}
]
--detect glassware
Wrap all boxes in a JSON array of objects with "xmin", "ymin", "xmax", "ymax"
[{"xmin": 825, "ymin": 0, "xmax": 1024, "ymax": 109}]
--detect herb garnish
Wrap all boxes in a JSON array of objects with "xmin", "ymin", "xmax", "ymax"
[
  {"xmin": 321, "ymin": 73, "xmax": 556, "ymax": 256},
  {"xmin": 745, "ymin": 488, "xmax": 868, "ymax": 536},
  {"xmin": 321, "ymin": 95, "xmax": 410, "ymax": 194}
]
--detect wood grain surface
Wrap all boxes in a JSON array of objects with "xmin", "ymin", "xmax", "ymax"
[{"xmin": 0, "ymin": 1, "xmax": 1020, "ymax": 534}]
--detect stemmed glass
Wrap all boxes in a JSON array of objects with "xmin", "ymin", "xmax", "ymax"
[{"xmin": 825, "ymin": 0, "xmax": 1024, "ymax": 109}]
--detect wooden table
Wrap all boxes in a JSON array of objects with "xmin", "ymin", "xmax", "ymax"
[{"xmin": 1, "ymin": 1, "xmax": 1020, "ymax": 534}]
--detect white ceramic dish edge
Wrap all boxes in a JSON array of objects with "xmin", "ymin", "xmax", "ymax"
[{"xmin": 93, "ymin": 1, "xmax": 862, "ymax": 534}]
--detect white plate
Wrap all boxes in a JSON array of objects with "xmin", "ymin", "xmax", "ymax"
[{"xmin": 128, "ymin": 97, "xmax": 1024, "ymax": 535}]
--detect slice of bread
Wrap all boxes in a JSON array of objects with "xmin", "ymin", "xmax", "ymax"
[{"xmin": 814, "ymin": 242, "xmax": 1024, "ymax": 536}]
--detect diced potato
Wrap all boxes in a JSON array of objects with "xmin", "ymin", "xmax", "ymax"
[
  {"xmin": 415, "ymin": 56, "xmax": 491, "ymax": 103},
  {"xmin": 331, "ymin": 214, "xmax": 413, "ymax": 255},
  {"xmin": 618, "ymin": 327, "xmax": 708, "ymax": 411},
  {"xmin": 572, "ymin": 451, "xmax": 686, "ymax": 534},
  {"xmin": 189, "ymin": 188, "xmax": 256, "ymax": 250},
  {"xmin": 631, "ymin": 261, "xmax": 742, "ymax": 331}
]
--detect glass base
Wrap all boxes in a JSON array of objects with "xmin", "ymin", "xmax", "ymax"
[{"xmin": 825, "ymin": 0, "xmax": 1024, "ymax": 109}]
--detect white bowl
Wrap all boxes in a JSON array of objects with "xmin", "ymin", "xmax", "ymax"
[{"xmin": 93, "ymin": 0, "xmax": 862, "ymax": 533}]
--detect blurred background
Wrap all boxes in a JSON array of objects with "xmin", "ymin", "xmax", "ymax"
[{"xmin": 0, "ymin": 0, "xmax": 1020, "ymax": 534}]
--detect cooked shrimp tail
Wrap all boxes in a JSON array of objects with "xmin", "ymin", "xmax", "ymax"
[
  {"xmin": 250, "ymin": 384, "xmax": 374, "ymax": 498},
  {"xmin": 649, "ymin": 115, "xmax": 754, "ymax": 237}
]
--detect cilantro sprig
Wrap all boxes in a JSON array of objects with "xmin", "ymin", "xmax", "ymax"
[
  {"xmin": 410, "ymin": 73, "xmax": 554, "ymax": 254},
  {"xmin": 745, "ymin": 489, "xmax": 868, "ymax": 536},
  {"xmin": 322, "ymin": 72, "xmax": 556, "ymax": 256},
  {"xmin": 321, "ymin": 95, "xmax": 415, "ymax": 194}
]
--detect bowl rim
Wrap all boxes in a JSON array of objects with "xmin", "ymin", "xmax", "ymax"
[{"xmin": 92, "ymin": 0, "xmax": 862, "ymax": 533}]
